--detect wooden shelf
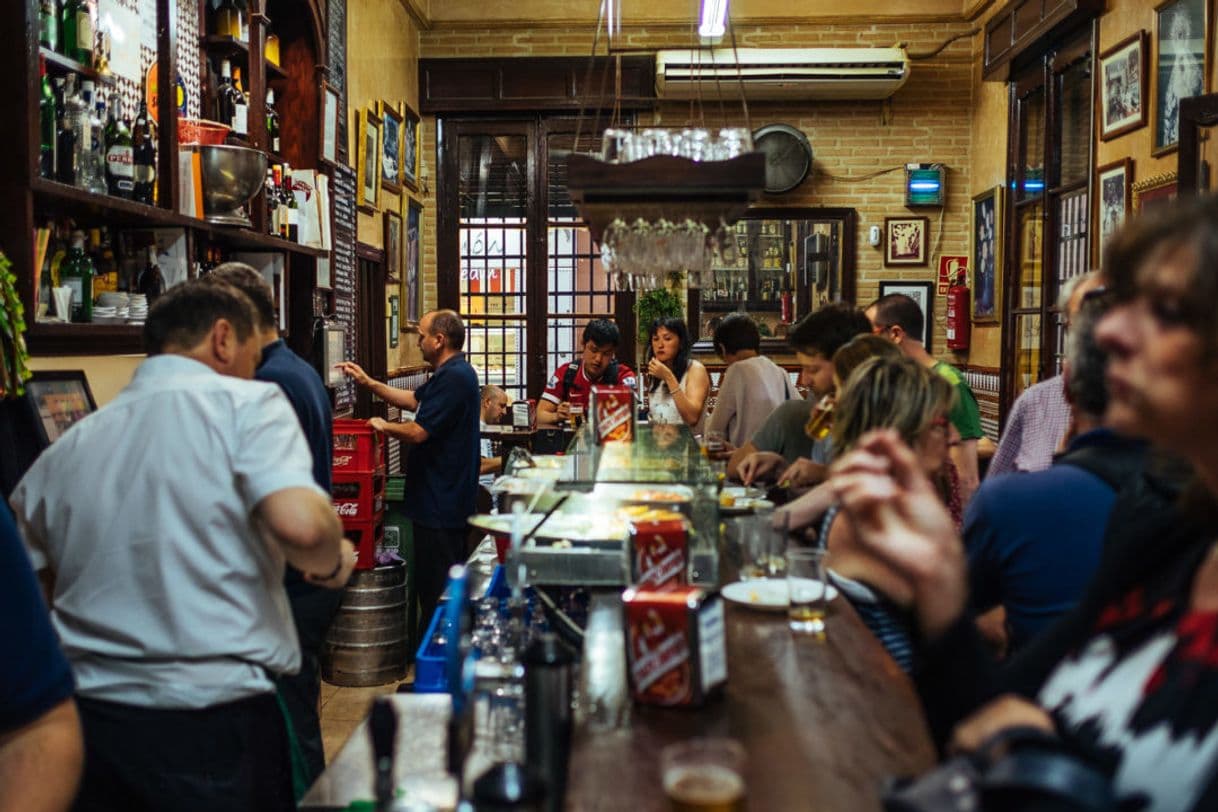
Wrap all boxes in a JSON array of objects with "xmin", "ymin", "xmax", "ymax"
[
  {"xmin": 26, "ymin": 322, "xmax": 145, "ymax": 356},
  {"xmin": 40, "ymin": 47, "xmax": 116, "ymax": 85},
  {"xmin": 201, "ymin": 36, "xmax": 286, "ymax": 80},
  {"xmin": 266, "ymin": 61, "xmax": 287, "ymax": 81},
  {"xmin": 700, "ymin": 299, "xmax": 784, "ymax": 312}
]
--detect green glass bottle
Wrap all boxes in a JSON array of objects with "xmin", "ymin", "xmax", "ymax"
[
  {"xmin": 40, "ymin": 58, "xmax": 57, "ymax": 179},
  {"xmin": 60, "ymin": 0, "xmax": 93, "ymax": 65},
  {"xmin": 40, "ymin": 0, "xmax": 59, "ymax": 52},
  {"xmin": 60, "ymin": 230, "xmax": 95, "ymax": 322}
]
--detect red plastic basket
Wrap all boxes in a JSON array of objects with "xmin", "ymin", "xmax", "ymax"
[
  {"xmin": 178, "ymin": 117, "xmax": 231, "ymax": 146},
  {"xmin": 344, "ymin": 518, "xmax": 385, "ymax": 570},
  {"xmin": 332, "ymin": 469, "xmax": 386, "ymax": 523},
  {"xmin": 332, "ymin": 419, "xmax": 385, "ymax": 472}
]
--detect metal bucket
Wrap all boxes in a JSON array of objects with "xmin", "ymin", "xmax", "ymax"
[{"xmin": 320, "ymin": 562, "xmax": 409, "ymax": 687}]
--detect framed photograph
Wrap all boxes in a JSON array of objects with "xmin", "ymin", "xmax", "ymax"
[
  {"xmin": 1153, "ymin": 0, "xmax": 1210, "ymax": 156},
  {"xmin": 384, "ymin": 210, "xmax": 403, "ymax": 282},
  {"xmin": 878, "ymin": 281, "xmax": 933, "ymax": 347},
  {"xmin": 883, "ymin": 216, "xmax": 929, "ymax": 266},
  {"xmin": 971, "ymin": 185, "xmax": 1004, "ymax": 323},
  {"xmin": 357, "ymin": 107, "xmax": 381, "ymax": 212},
  {"xmin": 379, "ymin": 101, "xmax": 402, "ymax": 192},
  {"xmin": 1098, "ymin": 32, "xmax": 1148, "ymax": 141},
  {"xmin": 1095, "ymin": 158, "xmax": 1133, "ymax": 259},
  {"xmin": 23, "ymin": 370, "xmax": 98, "ymax": 447},
  {"xmin": 320, "ymin": 82, "xmax": 341, "ymax": 166},
  {"xmin": 402, "ymin": 102, "xmax": 420, "ymax": 191},
  {"xmin": 1132, "ymin": 170, "xmax": 1179, "ymax": 211},
  {"xmin": 404, "ymin": 199, "xmax": 423, "ymax": 326},
  {"xmin": 388, "ymin": 294, "xmax": 400, "ymax": 349}
]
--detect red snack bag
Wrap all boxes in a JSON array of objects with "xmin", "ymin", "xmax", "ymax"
[{"xmin": 622, "ymin": 586, "xmax": 727, "ymax": 707}]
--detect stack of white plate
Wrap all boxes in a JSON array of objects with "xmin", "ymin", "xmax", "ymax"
[
  {"xmin": 128, "ymin": 294, "xmax": 148, "ymax": 323},
  {"xmin": 96, "ymin": 292, "xmax": 130, "ymax": 323}
]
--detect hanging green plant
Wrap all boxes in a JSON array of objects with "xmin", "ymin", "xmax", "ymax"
[
  {"xmin": 635, "ymin": 286, "xmax": 684, "ymax": 347},
  {"xmin": 0, "ymin": 251, "xmax": 33, "ymax": 399}
]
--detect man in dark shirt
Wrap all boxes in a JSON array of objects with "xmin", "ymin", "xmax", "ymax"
[
  {"xmin": 340, "ymin": 310, "xmax": 480, "ymax": 641},
  {"xmin": 208, "ymin": 264, "xmax": 337, "ymax": 786}
]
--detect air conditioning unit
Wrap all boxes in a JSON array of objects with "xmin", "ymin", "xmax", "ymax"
[{"xmin": 655, "ymin": 47, "xmax": 911, "ymax": 101}]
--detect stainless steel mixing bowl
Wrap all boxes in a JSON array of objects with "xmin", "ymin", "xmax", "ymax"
[{"xmin": 194, "ymin": 145, "xmax": 269, "ymax": 227}]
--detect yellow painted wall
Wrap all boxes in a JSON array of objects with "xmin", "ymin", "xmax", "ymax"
[{"xmin": 29, "ymin": 355, "xmax": 143, "ymax": 406}]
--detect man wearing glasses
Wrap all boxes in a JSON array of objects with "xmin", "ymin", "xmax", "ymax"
[{"xmin": 339, "ymin": 310, "xmax": 480, "ymax": 641}]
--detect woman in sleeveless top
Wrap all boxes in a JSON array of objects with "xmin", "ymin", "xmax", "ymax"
[{"xmin": 645, "ymin": 317, "xmax": 710, "ymax": 431}]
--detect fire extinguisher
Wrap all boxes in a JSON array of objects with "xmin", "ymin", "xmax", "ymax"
[{"xmin": 945, "ymin": 273, "xmax": 971, "ymax": 351}]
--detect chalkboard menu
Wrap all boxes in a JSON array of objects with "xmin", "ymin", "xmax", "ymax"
[
  {"xmin": 331, "ymin": 162, "xmax": 358, "ymax": 413},
  {"xmin": 327, "ymin": 0, "xmax": 346, "ymax": 98}
]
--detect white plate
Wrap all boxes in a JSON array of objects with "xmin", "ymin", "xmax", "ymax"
[{"xmin": 721, "ymin": 578, "xmax": 838, "ymax": 612}]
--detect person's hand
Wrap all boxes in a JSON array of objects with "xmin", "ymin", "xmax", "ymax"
[
  {"xmin": 337, "ymin": 361, "xmax": 373, "ymax": 388},
  {"xmin": 305, "ymin": 538, "xmax": 357, "ymax": 590},
  {"xmin": 367, "ymin": 417, "xmax": 391, "ymax": 434},
  {"xmin": 647, "ymin": 358, "xmax": 676, "ymax": 389},
  {"xmin": 737, "ymin": 451, "xmax": 785, "ymax": 486},
  {"xmin": 776, "ymin": 458, "xmax": 827, "ymax": 490},
  {"xmin": 556, "ymin": 401, "xmax": 571, "ymax": 422},
  {"xmin": 830, "ymin": 429, "xmax": 967, "ymax": 637},
  {"xmin": 709, "ymin": 440, "xmax": 736, "ymax": 462},
  {"xmin": 950, "ymin": 695, "xmax": 1055, "ymax": 754}
]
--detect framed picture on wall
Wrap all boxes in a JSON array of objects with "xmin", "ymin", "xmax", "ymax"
[
  {"xmin": 1095, "ymin": 158, "xmax": 1133, "ymax": 259},
  {"xmin": 1132, "ymin": 170, "xmax": 1179, "ymax": 211},
  {"xmin": 357, "ymin": 107, "xmax": 380, "ymax": 212},
  {"xmin": 883, "ymin": 216, "xmax": 929, "ymax": 266},
  {"xmin": 1098, "ymin": 32, "xmax": 1148, "ymax": 141},
  {"xmin": 970, "ymin": 185, "xmax": 1004, "ymax": 323},
  {"xmin": 1152, "ymin": 0, "xmax": 1210, "ymax": 156},
  {"xmin": 320, "ymin": 82, "xmax": 341, "ymax": 166},
  {"xmin": 389, "ymin": 295, "xmax": 400, "ymax": 349},
  {"xmin": 878, "ymin": 281, "xmax": 933, "ymax": 347},
  {"xmin": 404, "ymin": 199, "xmax": 422, "ymax": 326},
  {"xmin": 384, "ymin": 210, "xmax": 403, "ymax": 282},
  {"xmin": 379, "ymin": 101, "xmax": 402, "ymax": 192},
  {"xmin": 402, "ymin": 103, "xmax": 420, "ymax": 191}
]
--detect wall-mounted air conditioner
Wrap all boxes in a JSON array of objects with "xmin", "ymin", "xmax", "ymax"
[{"xmin": 655, "ymin": 47, "xmax": 911, "ymax": 101}]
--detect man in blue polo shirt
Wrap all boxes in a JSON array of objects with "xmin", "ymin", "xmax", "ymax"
[{"xmin": 341, "ymin": 309, "xmax": 480, "ymax": 641}]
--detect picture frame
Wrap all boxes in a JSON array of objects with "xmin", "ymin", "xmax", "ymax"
[
  {"xmin": 320, "ymin": 82, "xmax": 341, "ymax": 167},
  {"xmin": 1095, "ymin": 158, "xmax": 1134, "ymax": 260},
  {"xmin": 22, "ymin": 370, "xmax": 99, "ymax": 447},
  {"xmin": 1132, "ymin": 170, "xmax": 1179, "ymax": 211},
  {"xmin": 404, "ymin": 199, "xmax": 423, "ymax": 326},
  {"xmin": 1098, "ymin": 32, "xmax": 1149, "ymax": 141},
  {"xmin": 379, "ymin": 101, "xmax": 402, "ymax": 192},
  {"xmin": 878, "ymin": 281, "xmax": 934, "ymax": 347},
  {"xmin": 388, "ymin": 294, "xmax": 400, "ymax": 349},
  {"xmin": 384, "ymin": 210, "xmax": 403, "ymax": 283},
  {"xmin": 1152, "ymin": 0, "xmax": 1210, "ymax": 157},
  {"xmin": 357, "ymin": 107, "xmax": 380, "ymax": 212},
  {"xmin": 402, "ymin": 102, "xmax": 420, "ymax": 191},
  {"xmin": 970, "ymin": 185, "xmax": 1004, "ymax": 323},
  {"xmin": 883, "ymin": 216, "xmax": 929, "ymax": 267}
]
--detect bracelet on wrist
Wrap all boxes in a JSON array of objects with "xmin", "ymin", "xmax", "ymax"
[{"xmin": 317, "ymin": 552, "xmax": 345, "ymax": 581}]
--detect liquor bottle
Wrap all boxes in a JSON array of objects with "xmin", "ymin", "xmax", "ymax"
[
  {"xmin": 137, "ymin": 246, "xmax": 165, "ymax": 304},
  {"xmin": 214, "ymin": 60, "xmax": 235, "ymax": 127},
  {"xmin": 39, "ymin": 58, "xmax": 57, "ymax": 179},
  {"xmin": 235, "ymin": 0, "xmax": 249, "ymax": 41},
  {"xmin": 81, "ymin": 86, "xmax": 107, "ymax": 194},
  {"xmin": 60, "ymin": 0, "xmax": 93, "ymax": 65},
  {"xmin": 231, "ymin": 68, "xmax": 249, "ymax": 137},
  {"xmin": 213, "ymin": 0, "xmax": 242, "ymax": 39},
  {"xmin": 265, "ymin": 89, "xmax": 280, "ymax": 153},
  {"xmin": 105, "ymin": 100, "xmax": 133, "ymax": 198},
  {"xmin": 131, "ymin": 87, "xmax": 157, "ymax": 205},
  {"xmin": 264, "ymin": 168, "xmax": 278, "ymax": 235},
  {"xmin": 60, "ymin": 230, "xmax": 95, "ymax": 323},
  {"xmin": 40, "ymin": 0, "xmax": 59, "ymax": 52},
  {"xmin": 55, "ymin": 76, "xmax": 77, "ymax": 185},
  {"xmin": 274, "ymin": 165, "xmax": 289, "ymax": 238},
  {"xmin": 283, "ymin": 166, "xmax": 299, "ymax": 242},
  {"xmin": 63, "ymin": 75, "xmax": 88, "ymax": 187}
]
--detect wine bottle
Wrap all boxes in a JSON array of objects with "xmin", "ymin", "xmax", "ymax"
[
  {"xmin": 60, "ymin": 230, "xmax": 95, "ymax": 323},
  {"xmin": 40, "ymin": 0, "xmax": 59, "ymax": 52},
  {"xmin": 231, "ymin": 68, "xmax": 248, "ymax": 137},
  {"xmin": 60, "ymin": 0, "xmax": 93, "ymax": 66},
  {"xmin": 266, "ymin": 89, "xmax": 280, "ymax": 153},
  {"xmin": 39, "ymin": 58, "xmax": 57, "ymax": 179},
  {"xmin": 283, "ymin": 166, "xmax": 299, "ymax": 243},
  {"xmin": 215, "ymin": 60, "xmax": 235, "ymax": 127},
  {"xmin": 132, "ymin": 86, "xmax": 157, "ymax": 205},
  {"xmin": 137, "ymin": 246, "xmax": 165, "ymax": 304}
]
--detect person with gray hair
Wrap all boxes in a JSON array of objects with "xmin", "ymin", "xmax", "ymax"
[
  {"xmin": 988, "ymin": 271, "xmax": 1103, "ymax": 476},
  {"xmin": 960, "ymin": 291, "xmax": 1150, "ymax": 653}
]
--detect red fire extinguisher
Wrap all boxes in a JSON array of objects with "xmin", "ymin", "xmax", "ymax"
[{"xmin": 945, "ymin": 273, "xmax": 971, "ymax": 351}]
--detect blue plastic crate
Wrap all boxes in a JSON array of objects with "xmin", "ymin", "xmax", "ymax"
[{"xmin": 414, "ymin": 566, "xmax": 512, "ymax": 693}]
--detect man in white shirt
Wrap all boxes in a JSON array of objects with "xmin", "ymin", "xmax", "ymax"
[
  {"xmin": 480, "ymin": 384, "xmax": 510, "ymax": 484},
  {"xmin": 705, "ymin": 313, "xmax": 796, "ymax": 448},
  {"xmin": 10, "ymin": 280, "xmax": 354, "ymax": 812}
]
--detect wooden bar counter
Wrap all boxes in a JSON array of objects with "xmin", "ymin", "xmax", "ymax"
[{"xmin": 564, "ymin": 597, "xmax": 936, "ymax": 810}]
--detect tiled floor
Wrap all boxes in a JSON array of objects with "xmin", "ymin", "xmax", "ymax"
[{"xmin": 319, "ymin": 672, "xmax": 413, "ymax": 762}]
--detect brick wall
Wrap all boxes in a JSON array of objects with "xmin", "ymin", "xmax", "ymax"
[{"xmin": 420, "ymin": 21, "xmax": 976, "ymax": 360}]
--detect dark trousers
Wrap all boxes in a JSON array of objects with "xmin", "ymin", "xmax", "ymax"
[
  {"xmin": 73, "ymin": 693, "xmax": 293, "ymax": 812},
  {"xmin": 414, "ymin": 523, "xmax": 470, "ymax": 645},
  {"xmin": 275, "ymin": 578, "xmax": 344, "ymax": 786}
]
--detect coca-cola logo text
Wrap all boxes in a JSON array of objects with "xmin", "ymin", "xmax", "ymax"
[{"xmin": 333, "ymin": 502, "xmax": 360, "ymax": 517}]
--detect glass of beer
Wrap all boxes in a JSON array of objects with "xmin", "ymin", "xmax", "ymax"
[
  {"xmin": 661, "ymin": 737, "xmax": 747, "ymax": 812},
  {"xmin": 804, "ymin": 395, "xmax": 834, "ymax": 441},
  {"xmin": 787, "ymin": 547, "xmax": 829, "ymax": 638},
  {"xmin": 569, "ymin": 403, "xmax": 585, "ymax": 429}
]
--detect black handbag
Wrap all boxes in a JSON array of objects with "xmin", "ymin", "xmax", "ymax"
[{"xmin": 883, "ymin": 727, "xmax": 1116, "ymax": 812}]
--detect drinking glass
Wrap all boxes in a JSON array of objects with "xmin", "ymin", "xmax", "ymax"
[
  {"xmin": 704, "ymin": 429, "xmax": 726, "ymax": 455},
  {"xmin": 601, "ymin": 128, "xmax": 630, "ymax": 163},
  {"xmin": 787, "ymin": 547, "xmax": 829, "ymax": 638},
  {"xmin": 660, "ymin": 737, "xmax": 747, "ymax": 812},
  {"xmin": 738, "ymin": 509, "xmax": 782, "ymax": 580}
]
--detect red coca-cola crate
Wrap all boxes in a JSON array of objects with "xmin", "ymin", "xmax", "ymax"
[
  {"xmin": 343, "ymin": 518, "xmax": 385, "ymax": 570},
  {"xmin": 332, "ymin": 470, "xmax": 386, "ymax": 522},
  {"xmin": 332, "ymin": 418, "xmax": 384, "ymax": 472}
]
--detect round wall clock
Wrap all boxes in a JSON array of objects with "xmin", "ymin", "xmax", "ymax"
[{"xmin": 753, "ymin": 124, "xmax": 813, "ymax": 194}]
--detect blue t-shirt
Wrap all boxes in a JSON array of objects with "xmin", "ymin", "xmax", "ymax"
[
  {"xmin": 964, "ymin": 429, "xmax": 1133, "ymax": 650},
  {"xmin": 405, "ymin": 353, "xmax": 480, "ymax": 529},
  {"xmin": 257, "ymin": 339, "xmax": 333, "ymax": 493},
  {"xmin": 1, "ymin": 506, "xmax": 75, "ymax": 732}
]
